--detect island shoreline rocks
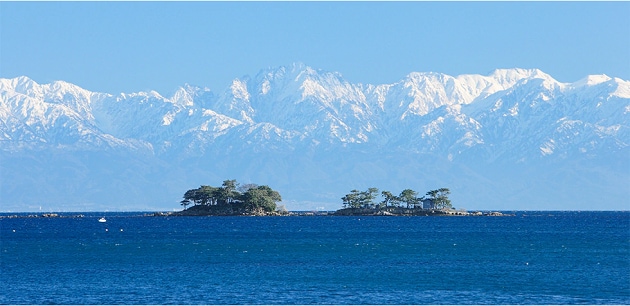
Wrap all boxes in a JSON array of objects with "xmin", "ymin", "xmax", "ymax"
[{"xmin": 151, "ymin": 206, "xmax": 511, "ymax": 217}]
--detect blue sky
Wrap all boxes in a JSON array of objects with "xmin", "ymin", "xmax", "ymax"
[{"xmin": 1, "ymin": 1, "xmax": 628, "ymax": 95}]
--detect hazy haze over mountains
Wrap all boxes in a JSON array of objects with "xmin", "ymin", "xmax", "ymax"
[{"xmin": 1, "ymin": 63, "xmax": 628, "ymax": 211}]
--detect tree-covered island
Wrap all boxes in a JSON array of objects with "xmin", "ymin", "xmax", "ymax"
[
  {"xmin": 334, "ymin": 187, "xmax": 509, "ymax": 216},
  {"xmin": 334, "ymin": 187, "xmax": 464, "ymax": 216},
  {"xmin": 173, "ymin": 180, "xmax": 286, "ymax": 216}
]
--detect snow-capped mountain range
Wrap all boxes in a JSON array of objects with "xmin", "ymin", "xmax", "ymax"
[{"xmin": 1, "ymin": 63, "xmax": 628, "ymax": 211}]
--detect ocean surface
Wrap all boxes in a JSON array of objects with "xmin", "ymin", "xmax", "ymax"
[{"xmin": 1, "ymin": 211, "xmax": 628, "ymax": 305}]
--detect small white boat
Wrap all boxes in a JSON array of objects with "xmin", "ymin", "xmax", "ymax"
[{"xmin": 98, "ymin": 217, "xmax": 107, "ymax": 223}]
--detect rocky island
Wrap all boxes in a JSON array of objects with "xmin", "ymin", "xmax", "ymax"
[{"xmin": 170, "ymin": 180, "xmax": 286, "ymax": 216}]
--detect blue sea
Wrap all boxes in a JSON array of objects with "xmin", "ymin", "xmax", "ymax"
[{"xmin": 1, "ymin": 211, "xmax": 628, "ymax": 305}]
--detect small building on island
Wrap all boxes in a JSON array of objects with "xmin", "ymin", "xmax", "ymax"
[{"xmin": 422, "ymin": 198, "xmax": 435, "ymax": 210}]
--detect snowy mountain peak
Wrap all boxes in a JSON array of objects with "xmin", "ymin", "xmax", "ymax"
[
  {"xmin": 229, "ymin": 79, "xmax": 250, "ymax": 100},
  {"xmin": 573, "ymin": 74, "xmax": 613, "ymax": 87},
  {"xmin": 0, "ymin": 75, "xmax": 37, "ymax": 93},
  {"xmin": 168, "ymin": 86, "xmax": 196, "ymax": 107},
  {"xmin": 489, "ymin": 68, "xmax": 551, "ymax": 82},
  {"xmin": 566, "ymin": 74, "xmax": 630, "ymax": 99}
]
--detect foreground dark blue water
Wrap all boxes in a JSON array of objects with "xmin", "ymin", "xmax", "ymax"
[{"xmin": 1, "ymin": 211, "xmax": 628, "ymax": 304}]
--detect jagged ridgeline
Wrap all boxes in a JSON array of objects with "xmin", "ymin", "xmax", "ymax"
[
  {"xmin": 177, "ymin": 180, "xmax": 285, "ymax": 216},
  {"xmin": 1, "ymin": 63, "xmax": 628, "ymax": 211}
]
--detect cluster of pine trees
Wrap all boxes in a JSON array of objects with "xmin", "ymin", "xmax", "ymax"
[
  {"xmin": 341, "ymin": 187, "xmax": 452, "ymax": 210},
  {"xmin": 180, "ymin": 180, "xmax": 282, "ymax": 213}
]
